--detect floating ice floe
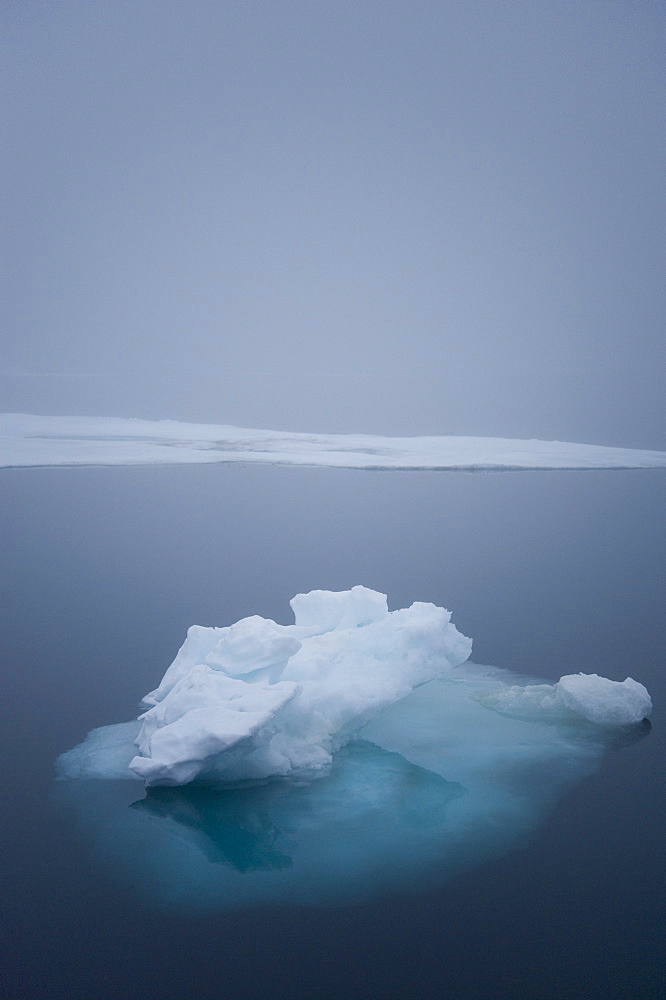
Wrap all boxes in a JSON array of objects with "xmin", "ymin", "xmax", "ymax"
[
  {"xmin": 59, "ymin": 586, "xmax": 473, "ymax": 785},
  {"xmin": 56, "ymin": 587, "xmax": 652, "ymax": 909},
  {"xmin": 3, "ymin": 412, "xmax": 666, "ymax": 471}
]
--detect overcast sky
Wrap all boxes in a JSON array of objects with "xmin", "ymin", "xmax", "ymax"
[{"xmin": 2, "ymin": 1, "xmax": 664, "ymax": 445}]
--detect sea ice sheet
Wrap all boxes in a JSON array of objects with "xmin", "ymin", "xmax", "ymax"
[{"xmin": 3, "ymin": 412, "xmax": 666, "ymax": 470}]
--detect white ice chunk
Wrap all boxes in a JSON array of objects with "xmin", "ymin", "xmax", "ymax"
[
  {"xmin": 478, "ymin": 672, "xmax": 652, "ymax": 726},
  {"xmin": 61, "ymin": 587, "xmax": 473, "ymax": 786},
  {"xmin": 57, "ymin": 589, "xmax": 652, "ymax": 797},
  {"xmin": 557, "ymin": 673, "xmax": 652, "ymax": 725},
  {"xmin": 128, "ymin": 590, "xmax": 472, "ymax": 785},
  {"xmin": 290, "ymin": 585, "xmax": 388, "ymax": 631}
]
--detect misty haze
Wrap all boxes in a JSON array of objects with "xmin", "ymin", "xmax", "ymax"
[{"xmin": 2, "ymin": 4, "xmax": 664, "ymax": 1000}]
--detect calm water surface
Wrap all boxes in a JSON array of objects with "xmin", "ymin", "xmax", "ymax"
[{"xmin": 1, "ymin": 465, "xmax": 664, "ymax": 999}]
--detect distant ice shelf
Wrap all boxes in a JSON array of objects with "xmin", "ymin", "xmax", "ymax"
[{"xmin": 2, "ymin": 413, "xmax": 666, "ymax": 471}]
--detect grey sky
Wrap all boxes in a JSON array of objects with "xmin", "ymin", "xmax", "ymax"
[{"xmin": 2, "ymin": 1, "xmax": 664, "ymax": 446}]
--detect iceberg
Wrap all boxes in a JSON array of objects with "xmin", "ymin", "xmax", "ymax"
[
  {"xmin": 56, "ymin": 587, "xmax": 652, "ymax": 910},
  {"xmin": 59, "ymin": 586, "xmax": 474, "ymax": 785},
  {"xmin": 58, "ymin": 588, "xmax": 651, "ymax": 788},
  {"xmin": 3, "ymin": 412, "xmax": 666, "ymax": 471},
  {"xmin": 57, "ymin": 587, "xmax": 652, "ymax": 913}
]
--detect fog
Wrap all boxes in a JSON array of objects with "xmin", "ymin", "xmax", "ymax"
[{"xmin": 2, "ymin": 1, "xmax": 664, "ymax": 447}]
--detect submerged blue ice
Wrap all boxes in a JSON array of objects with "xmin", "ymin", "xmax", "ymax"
[{"xmin": 57, "ymin": 587, "xmax": 652, "ymax": 910}]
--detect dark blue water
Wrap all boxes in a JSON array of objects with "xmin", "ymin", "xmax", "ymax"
[{"xmin": 2, "ymin": 465, "xmax": 664, "ymax": 999}]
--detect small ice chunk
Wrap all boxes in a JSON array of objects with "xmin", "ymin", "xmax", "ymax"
[
  {"xmin": 557, "ymin": 673, "xmax": 652, "ymax": 726},
  {"xmin": 478, "ymin": 672, "xmax": 652, "ymax": 726},
  {"xmin": 290, "ymin": 585, "xmax": 388, "ymax": 631}
]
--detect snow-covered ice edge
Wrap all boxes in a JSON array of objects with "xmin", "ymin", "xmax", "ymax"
[{"xmin": 2, "ymin": 413, "xmax": 666, "ymax": 472}]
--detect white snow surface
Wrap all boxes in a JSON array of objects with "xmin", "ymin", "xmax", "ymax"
[
  {"xmin": 3, "ymin": 413, "xmax": 666, "ymax": 471},
  {"xmin": 58, "ymin": 587, "xmax": 652, "ymax": 789}
]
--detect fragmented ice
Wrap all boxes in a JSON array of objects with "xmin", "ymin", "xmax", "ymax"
[{"xmin": 57, "ymin": 587, "xmax": 652, "ymax": 909}]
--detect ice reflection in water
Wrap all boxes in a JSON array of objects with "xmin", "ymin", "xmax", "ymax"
[
  {"xmin": 130, "ymin": 742, "xmax": 464, "ymax": 875},
  {"xmin": 56, "ymin": 675, "xmax": 651, "ymax": 911}
]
